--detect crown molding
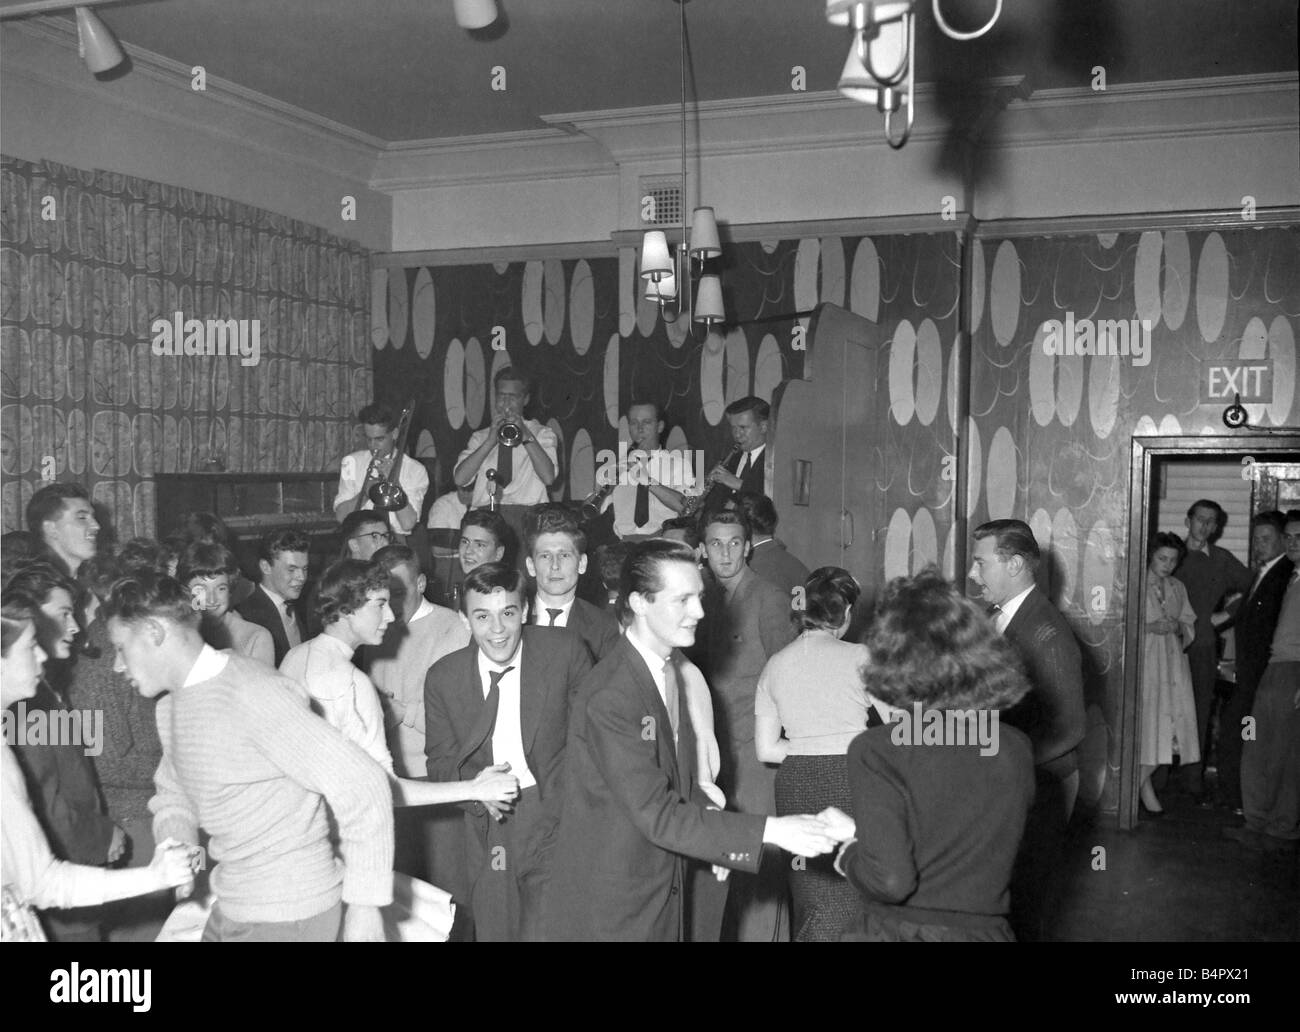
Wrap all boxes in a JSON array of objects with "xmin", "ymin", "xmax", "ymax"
[
  {"xmin": 3, "ymin": 17, "xmax": 386, "ymax": 170},
  {"xmin": 973, "ymin": 207, "xmax": 1300, "ymax": 239}
]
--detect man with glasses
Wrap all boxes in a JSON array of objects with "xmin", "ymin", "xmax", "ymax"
[{"xmin": 339, "ymin": 511, "xmax": 393, "ymax": 562}]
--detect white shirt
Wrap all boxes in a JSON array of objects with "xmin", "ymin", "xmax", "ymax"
[
  {"xmin": 477, "ymin": 646, "xmax": 537, "ymax": 790},
  {"xmin": 427, "ymin": 490, "xmax": 468, "ymax": 530},
  {"xmin": 736, "ymin": 443, "xmax": 766, "ymax": 482},
  {"xmin": 335, "ymin": 448, "xmax": 429, "ymax": 535},
  {"xmin": 258, "ymin": 584, "xmax": 302, "ymax": 650},
  {"xmin": 995, "ymin": 584, "xmax": 1035, "ymax": 635},
  {"xmin": 458, "ymin": 420, "xmax": 558, "ymax": 508},
  {"xmin": 1249, "ymin": 553, "xmax": 1286, "ymax": 597},
  {"xmin": 531, "ymin": 597, "xmax": 575, "ymax": 627},
  {"xmin": 280, "ymin": 633, "xmax": 394, "ymax": 774},
  {"xmin": 183, "ymin": 643, "xmax": 230, "ymax": 686},
  {"xmin": 602, "ymin": 448, "xmax": 700, "ymax": 538},
  {"xmin": 625, "ymin": 629, "xmax": 678, "ymax": 746}
]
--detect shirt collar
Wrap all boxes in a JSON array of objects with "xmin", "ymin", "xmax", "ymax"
[
  {"xmin": 998, "ymin": 584, "xmax": 1035, "ymax": 626},
  {"xmin": 316, "ymin": 631, "xmax": 357, "ymax": 659},
  {"xmin": 1257, "ymin": 553, "xmax": 1285, "ymax": 578},
  {"xmin": 408, "ymin": 598, "xmax": 436, "ymax": 624},
  {"xmin": 477, "ymin": 641, "xmax": 522, "ymax": 679},
  {"xmin": 261, "ymin": 584, "xmax": 292, "ymax": 612},
  {"xmin": 182, "ymin": 643, "xmax": 230, "ymax": 687},
  {"xmin": 625, "ymin": 627, "xmax": 671, "ymax": 685},
  {"xmin": 533, "ymin": 596, "xmax": 575, "ymax": 623}
]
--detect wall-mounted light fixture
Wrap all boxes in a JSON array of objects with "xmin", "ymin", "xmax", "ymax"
[{"xmin": 0, "ymin": 1, "xmax": 126, "ymax": 75}]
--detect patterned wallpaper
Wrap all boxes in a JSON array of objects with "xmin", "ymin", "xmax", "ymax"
[
  {"xmin": 968, "ymin": 225, "xmax": 1300, "ymax": 809},
  {"xmin": 0, "ymin": 155, "xmax": 373, "ymax": 539}
]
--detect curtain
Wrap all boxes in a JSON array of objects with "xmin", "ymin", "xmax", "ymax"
[{"xmin": 0, "ymin": 155, "xmax": 372, "ymax": 539}]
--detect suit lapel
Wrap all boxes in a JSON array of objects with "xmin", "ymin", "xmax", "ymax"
[
  {"xmin": 623, "ymin": 640, "xmax": 681, "ymax": 788},
  {"xmin": 457, "ymin": 647, "xmax": 494, "ymax": 766},
  {"xmin": 520, "ymin": 631, "xmax": 548, "ymax": 753},
  {"xmin": 256, "ymin": 588, "xmax": 289, "ymax": 658}
]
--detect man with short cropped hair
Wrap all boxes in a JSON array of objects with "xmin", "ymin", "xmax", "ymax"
[
  {"xmin": 106, "ymin": 570, "xmax": 394, "ymax": 942},
  {"xmin": 601, "ymin": 401, "xmax": 694, "ymax": 540},
  {"xmin": 235, "ymin": 529, "xmax": 311, "ymax": 666},
  {"xmin": 525, "ymin": 505, "xmax": 620, "ymax": 664},
  {"xmin": 339, "ymin": 510, "xmax": 393, "ymax": 562},
  {"xmin": 334, "ymin": 401, "xmax": 428, "ymax": 538},
  {"xmin": 969, "ymin": 518, "xmax": 1085, "ymax": 942},
  {"xmin": 735, "ymin": 492, "xmax": 809, "ymax": 600},
  {"xmin": 26, "ymin": 483, "xmax": 100, "ymax": 581},
  {"xmin": 700, "ymin": 396, "xmax": 771, "ymax": 509}
]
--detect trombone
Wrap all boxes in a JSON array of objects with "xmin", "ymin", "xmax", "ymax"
[{"xmin": 366, "ymin": 401, "xmax": 416, "ymax": 512}]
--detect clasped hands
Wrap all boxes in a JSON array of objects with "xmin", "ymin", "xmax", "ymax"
[
  {"xmin": 475, "ymin": 762, "xmax": 521, "ymax": 821},
  {"xmin": 712, "ymin": 807, "xmax": 856, "ymax": 882}
]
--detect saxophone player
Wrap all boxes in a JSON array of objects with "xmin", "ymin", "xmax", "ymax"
[
  {"xmin": 334, "ymin": 402, "xmax": 429, "ymax": 539},
  {"xmin": 601, "ymin": 401, "xmax": 696, "ymax": 541}
]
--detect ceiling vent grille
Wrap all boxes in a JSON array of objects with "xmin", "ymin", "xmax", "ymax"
[{"xmin": 639, "ymin": 176, "xmax": 683, "ymax": 227}]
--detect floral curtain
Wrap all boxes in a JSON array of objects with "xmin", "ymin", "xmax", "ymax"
[{"xmin": 0, "ymin": 155, "xmax": 372, "ymax": 539}]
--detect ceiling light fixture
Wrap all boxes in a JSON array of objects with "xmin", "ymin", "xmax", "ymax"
[
  {"xmin": 826, "ymin": 0, "xmax": 1002, "ymax": 149},
  {"xmin": 639, "ymin": 0, "xmax": 725, "ymax": 335},
  {"xmin": 452, "ymin": 0, "xmax": 498, "ymax": 31},
  {"xmin": 0, "ymin": 1, "xmax": 126, "ymax": 75}
]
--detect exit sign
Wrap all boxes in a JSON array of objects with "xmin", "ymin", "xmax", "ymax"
[{"xmin": 1202, "ymin": 361, "xmax": 1273, "ymax": 403}]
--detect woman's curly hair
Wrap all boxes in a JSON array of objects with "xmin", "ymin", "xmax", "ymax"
[
  {"xmin": 314, "ymin": 559, "xmax": 391, "ymax": 627},
  {"xmin": 862, "ymin": 566, "xmax": 1031, "ymax": 712}
]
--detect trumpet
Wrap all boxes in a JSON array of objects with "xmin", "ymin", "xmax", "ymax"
[
  {"xmin": 579, "ymin": 482, "xmax": 617, "ymax": 522},
  {"xmin": 498, "ymin": 422, "xmax": 523, "ymax": 448},
  {"xmin": 367, "ymin": 401, "xmax": 416, "ymax": 512}
]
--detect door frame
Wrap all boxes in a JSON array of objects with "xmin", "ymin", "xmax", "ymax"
[{"xmin": 1120, "ymin": 432, "xmax": 1300, "ymax": 830}]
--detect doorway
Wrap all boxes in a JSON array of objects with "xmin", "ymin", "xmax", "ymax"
[{"xmin": 1120, "ymin": 434, "xmax": 1300, "ymax": 830}]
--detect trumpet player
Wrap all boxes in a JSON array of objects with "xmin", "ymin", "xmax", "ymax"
[
  {"xmin": 602, "ymin": 400, "xmax": 696, "ymax": 541},
  {"xmin": 334, "ymin": 402, "xmax": 428, "ymax": 538},
  {"xmin": 453, "ymin": 368, "xmax": 558, "ymax": 538}
]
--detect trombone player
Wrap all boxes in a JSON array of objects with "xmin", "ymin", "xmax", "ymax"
[
  {"xmin": 453, "ymin": 368, "xmax": 558, "ymax": 546},
  {"xmin": 335, "ymin": 402, "xmax": 429, "ymax": 540}
]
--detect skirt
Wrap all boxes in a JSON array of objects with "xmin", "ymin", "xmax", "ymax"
[{"xmin": 774, "ymin": 753, "xmax": 861, "ymax": 942}]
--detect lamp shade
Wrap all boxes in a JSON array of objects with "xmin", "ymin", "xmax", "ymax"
[
  {"xmin": 693, "ymin": 274, "xmax": 724, "ymax": 325},
  {"xmin": 453, "ymin": 0, "xmax": 499, "ymax": 30},
  {"xmin": 826, "ymin": 0, "xmax": 912, "ymax": 27},
  {"xmin": 75, "ymin": 7, "xmax": 125, "ymax": 74},
  {"xmin": 838, "ymin": 43, "xmax": 904, "ymax": 111},
  {"xmin": 640, "ymin": 231, "xmax": 674, "ymax": 281},
  {"xmin": 646, "ymin": 270, "xmax": 677, "ymax": 302},
  {"xmin": 689, "ymin": 207, "xmax": 721, "ymax": 260}
]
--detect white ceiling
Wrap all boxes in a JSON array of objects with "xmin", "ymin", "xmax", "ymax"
[{"xmin": 1, "ymin": 0, "xmax": 1296, "ymax": 142}]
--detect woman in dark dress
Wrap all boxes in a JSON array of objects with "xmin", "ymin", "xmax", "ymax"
[{"xmin": 823, "ymin": 567, "xmax": 1036, "ymax": 942}]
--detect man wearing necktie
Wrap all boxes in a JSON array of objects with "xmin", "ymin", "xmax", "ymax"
[
  {"xmin": 701, "ymin": 396, "xmax": 771, "ymax": 509},
  {"xmin": 235, "ymin": 529, "xmax": 311, "ymax": 666},
  {"xmin": 524, "ymin": 506, "xmax": 621, "ymax": 664},
  {"xmin": 1229, "ymin": 511, "xmax": 1300, "ymax": 853},
  {"xmin": 1218, "ymin": 511, "xmax": 1295, "ymax": 813},
  {"xmin": 969, "ymin": 519, "xmax": 1085, "ymax": 943},
  {"xmin": 600, "ymin": 401, "xmax": 693, "ymax": 541},
  {"xmin": 423, "ymin": 563, "xmax": 592, "ymax": 941},
  {"xmin": 542, "ymin": 539, "xmax": 839, "ymax": 941}
]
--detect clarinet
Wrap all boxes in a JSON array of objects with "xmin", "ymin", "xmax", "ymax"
[{"xmin": 682, "ymin": 446, "xmax": 742, "ymax": 518}]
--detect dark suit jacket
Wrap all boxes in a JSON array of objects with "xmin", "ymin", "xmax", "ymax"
[
  {"xmin": 423, "ymin": 626, "xmax": 592, "ymax": 863},
  {"xmin": 536, "ymin": 596, "xmax": 621, "ymax": 664},
  {"xmin": 542, "ymin": 636, "xmax": 767, "ymax": 941},
  {"xmin": 1234, "ymin": 556, "xmax": 1295, "ymax": 692},
  {"xmin": 1001, "ymin": 587, "xmax": 1086, "ymax": 777},
  {"xmin": 699, "ymin": 447, "xmax": 768, "ymax": 510},
  {"xmin": 10, "ymin": 680, "xmax": 116, "ymax": 865},
  {"xmin": 235, "ymin": 585, "xmax": 309, "ymax": 667},
  {"xmin": 748, "ymin": 537, "xmax": 810, "ymax": 600}
]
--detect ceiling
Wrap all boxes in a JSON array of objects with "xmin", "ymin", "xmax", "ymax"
[{"xmin": 4, "ymin": 0, "xmax": 1297, "ymax": 143}]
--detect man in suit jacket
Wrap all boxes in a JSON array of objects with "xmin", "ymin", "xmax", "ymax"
[
  {"xmin": 423, "ymin": 562, "xmax": 592, "ymax": 941},
  {"xmin": 696, "ymin": 509, "xmax": 799, "ymax": 941},
  {"xmin": 1219, "ymin": 511, "xmax": 1295, "ymax": 811},
  {"xmin": 736, "ymin": 492, "xmax": 811, "ymax": 600},
  {"xmin": 542, "ymin": 539, "xmax": 838, "ymax": 941},
  {"xmin": 700, "ymin": 396, "xmax": 771, "ymax": 510},
  {"xmin": 524, "ymin": 505, "xmax": 622, "ymax": 663},
  {"xmin": 970, "ymin": 519, "xmax": 1085, "ymax": 943},
  {"xmin": 235, "ymin": 528, "xmax": 311, "ymax": 666}
]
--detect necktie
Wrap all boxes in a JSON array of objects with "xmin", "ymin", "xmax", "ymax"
[
  {"xmin": 662, "ymin": 657, "xmax": 681, "ymax": 743},
  {"xmin": 735, "ymin": 452, "xmax": 748, "ymax": 480},
  {"xmin": 633, "ymin": 482, "xmax": 651, "ymax": 528},
  {"xmin": 284, "ymin": 601, "xmax": 302, "ymax": 647},
  {"xmin": 483, "ymin": 664, "xmax": 514, "ymax": 720},
  {"xmin": 546, "ymin": 608, "xmax": 562, "ymax": 626},
  {"xmin": 495, "ymin": 440, "xmax": 514, "ymax": 490}
]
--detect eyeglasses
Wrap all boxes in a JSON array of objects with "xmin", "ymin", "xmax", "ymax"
[{"xmin": 352, "ymin": 530, "xmax": 393, "ymax": 544}]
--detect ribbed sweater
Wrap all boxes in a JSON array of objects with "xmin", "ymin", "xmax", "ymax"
[{"xmin": 151, "ymin": 650, "xmax": 394, "ymax": 923}]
